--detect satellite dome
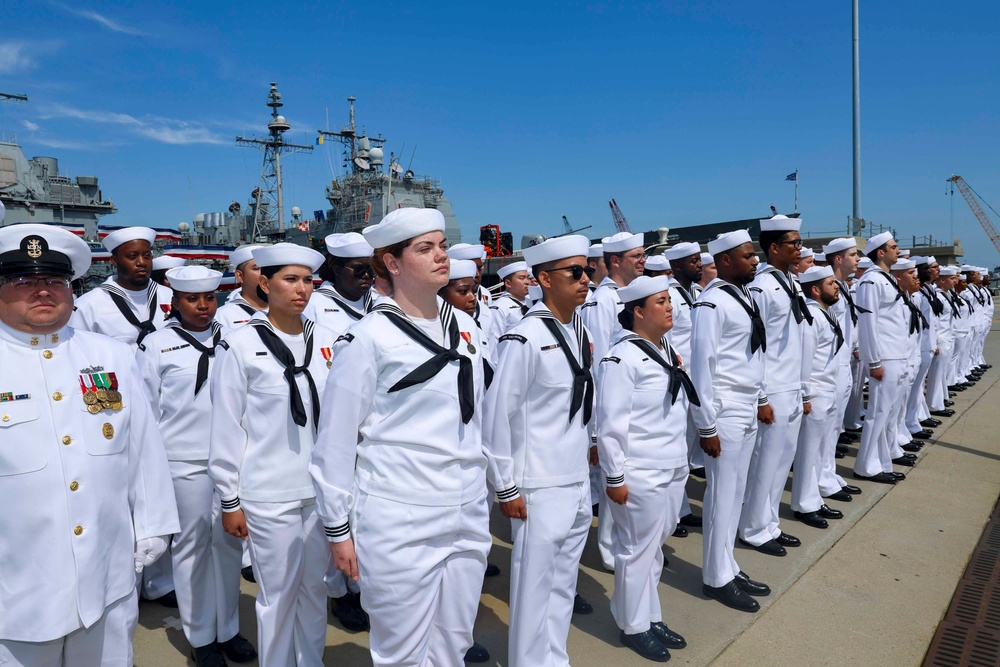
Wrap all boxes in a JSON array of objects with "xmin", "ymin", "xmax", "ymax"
[
  {"xmin": 194, "ymin": 213, "xmax": 206, "ymax": 224},
  {"xmin": 291, "ymin": 206, "xmax": 302, "ymax": 217},
  {"xmin": 369, "ymin": 147, "xmax": 384, "ymax": 165},
  {"xmin": 178, "ymin": 222, "xmax": 190, "ymax": 233}
]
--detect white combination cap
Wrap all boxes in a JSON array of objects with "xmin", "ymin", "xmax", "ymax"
[
  {"xmin": 603, "ymin": 232, "xmax": 644, "ymax": 253},
  {"xmin": 617, "ymin": 275, "xmax": 672, "ymax": 304},
  {"xmin": 892, "ymin": 259, "xmax": 916, "ymax": 271},
  {"xmin": 865, "ymin": 232, "xmax": 894, "ymax": 252},
  {"xmin": 363, "ymin": 208, "xmax": 446, "ymax": 249},
  {"xmin": 759, "ymin": 214, "xmax": 802, "ymax": 232},
  {"xmin": 447, "ymin": 243, "xmax": 486, "ymax": 261},
  {"xmin": 822, "ymin": 237, "xmax": 858, "ymax": 254},
  {"xmin": 327, "ymin": 232, "xmax": 373, "ymax": 258},
  {"xmin": 252, "ymin": 243, "xmax": 325, "ymax": 272},
  {"xmin": 230, "ymin": 244, "xmax": 262, "ymax": 269},
  {"xmin": 707, "ymin": 230, "xmax": 753, "ymax": 256},
  {"xmin": 587, "ymin": 243, "xmax": 604, "ymax": 258},
  {"xmin": 448, "ymin": 259, "xmax": 477, "ymax": 281},
  {"xmin": 152, "ymin": 255, "xmax": 186, "ymax": 271},
  {"xmin": 643, "ymin": 255, "xmax": 670, "ymax": 271},
  {"xmin": 103, "ymin": 226, "xmax": 156, "ymax": 252},
  {"xmin": 798, "ymin": 266, "xmax": 834, "ymax": 284},
  {"xmin": 498, "ymin": 261, "xmax": 528, "ymax": 280},
  {"xmin": 522, "ymin": 235, "xmax": 590, "ymax": 268},
  {"xmin": 662, "ymin": 241, "xmax": 701, "ymax": 261},
  {"xmin": 0, "ymin": 223, "xmax": 91, "ymax": 279},
  {"xmin": 165, "ymin": 266, "xmax": 222, "ymax": 293},
  {"xmin": 700, "ymin": 252, "xmax": 715, "ymax": 266},
  {"xmin": 938, "ymin": 266, "xmax": 958, "ymax": 276},
  {"xmin": 799, "ymin": 248, "xmax": 814, "ymax": 259}
]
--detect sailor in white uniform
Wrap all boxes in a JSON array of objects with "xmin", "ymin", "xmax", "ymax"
[
  {"xmin": 311, "ymin": 209, "xmax": 491, "ymax": 667},
  {"xmin": 484, "ymin": 235, "xmax": 596, "ymax": 667},
  {"xmin": 0, "ymin": 224, "xmax": 179, "ymax": 667},
  {"xmin": 641, "ymin": 254, "xmax": 670, "ymax": 277},
  {"xmin": 449, "ymin": 243, "xmax": 497, "ymax": 350},
  {"xmin": 905, "ymin": 257, "xmax": 940, "ymax": 436},
  {"xmin": 740, "ymin": 215, "xmax": 814, "ymax": 553},
  {"xmin": 925, "ymin": 266, "xmax": 958, "ymax": 415},
  {"xmin": 844, "ymin": 256, "xmax": 874, "ymax": 431},
  {"xmin": 215, "ymin": 245, "xmax": 267, "ymax": 337},
  {"xmin": 697, "ymin": 252, "xmax": 717, "ymax": 294},
  {"xmin": 689, "ymin": 230, "xmax": 771, "ymax": 613},
  {"xmin": 889, "ymin": 259, "xmax": 926, "ymax": 465},
  {"xmin": 150, "ymin": 254, "xmax": 186, "ymax": 287},
  {"xmin": 795, "ymin": 247, "xmax": 815, "ymax": 273},
  {"xmin": 491, "ymin": 261, "xmax": 531, "ymax": 336},
  {"xmin": 585, "ymin": 242, "xmax": 607, "ymax": 297},
  {"xmin": 209, "ymin": 243, "xmax": 335, "ymax": 667},
  {"xmin": 597, "ymin": 275, "xmax": 694, "ymax": 663},
  {"xmin": 304, "ymin": 232, "xmax": 374, "ymax": 337},
  {"xmin": 853, "ymin": 232, "xmax": 910, "ymax": 484},
  {"xmin": 136, "ymin": 266, "xmax": 256, "ymax": 667},
  {"xmin": 949, "ymin": 272, "xmax": 975, "ymax": 388},
  {"xmin": 442, "ymin": 258, "xmax": 497, "ymax": 373}
]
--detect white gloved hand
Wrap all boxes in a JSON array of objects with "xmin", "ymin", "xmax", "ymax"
[{"xmin": 133, "ymin": 535, "xmax": 170, "ymax": 573}]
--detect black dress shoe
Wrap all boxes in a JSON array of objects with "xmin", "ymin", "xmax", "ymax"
[
  {"xmin": 149, "ymin": 591, "xmax": 178, "ymax": 608},
  {"xmin": 574, "ymin": 593, "xmax": 593, "ymax": 615},
  {"xmin": 240, "ymin": 566, "xmax": 256, "ymax": 583},
  {"xmin": 842, "ymin": 484, "xmax": 862, "ymax": 495},
  {"xmin": 930, "ymin": 409, "xmax": 955, "ymax": 417},
  {"xmin": 890, "ymin": 471, "xmax": 906, "ymax": 480},
  {"xmin": 944, "ymin": 399, "xmax": 955, "ymax": 406},
  {"xmin": 484, "ymin": 562, "xmax": 501, "ymax": 577},
  {"xmin": 892, "ymin": 456, "xmax": 915, "ymax": 467},
  {"xmin": 836, "ymin": 442, "xmax": 849, "ymax": 453},
  {"xmin": 912, "ymin": 431, "xmax": 932, "ymax": 440},
  {"xmin": 824, "ymin": 489, "xmax": 853, "ymax": 502},
  {"xmin": 921, "ymin": 418, "xmax": 942, "ymax": 427},
  {"xmin": 837, "ymin": 433, "xmax": 854, "ymax": 446},
  {"xmin": 741, "ymin": 538, "xmax": 786, "ymax": 556},
  {"xmin": 592, "ymin": 503, "xmax": 600, "ymax": 517},
  {"xmin": 901, "ymin": 442, "xmax": 922, "ymax": 453},
  {"xmin": 949, "ymin": 385, "xmax": 965, "ymax": 392},
  {"xmin": 703, "ymin": 581, "xmax": 760, "ymax": 613},
  {"xmin": 679, "ymin": 513, "xmax": 703, "ymax": 527},
  {"xmin": 620, "ymin": 630, "xmax": 670, "ymax": 662},
  {"xmin": 331, "ymin": 593, "xmax": 370, "ymax": 632},
  {"xmin": 734, "ymin": 571, "xmax": 771, "ymax": 596},
  {"xmin": 775, "ymin": 532, "xmax": 801, "ymax": 547},
  {"xmin": 817, "ymin": 504, "xmax": 843, "ymax": 519},
  {"xmin": 672, "ymin": 525, "xmax": 689, "ymax": 538},
  {"xmin": 689, "ymin": 467, "xmax": 706, "ymax": 479},
  {"xmin": 854, "ymin": 471, "xmax": 897, "ymax": 484},
  {"xmin": 218, "ymin": 633, "xmax": 257, "ymax": 663},
  {"xmin": 793, "ymin": 510, "xmax": 829, "ymax": 529},
  {"xmin": 900, "ymin": 452, "xmax": 917, "ymax": 460},
  {"xmin": 464, "ymin": 641, "xmax": 490, "ymax": 663},
  {"xmin": 835, "ymin": 450, "xmax": 846, "ymax": 459},
  {"xmin": 650, "ymin": 622, "xmax": 687, "ymax": 649},
  {"xmin": 191, "ymin": 644, "xmax": 227, "ymax": 667}
]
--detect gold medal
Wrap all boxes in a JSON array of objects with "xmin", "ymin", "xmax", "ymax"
[
  {"xmin": 111, "ymin": 401, "xmax": 123, "ymax": 411},
  {"xmin": 96, "ymin": 389, "xmax": 108, "ymax": 401},
  {"xmin": 106, "ymin": 390, "xmax": 122, "ymax": 403},
  {"xmin": 87, "ymin": 403, "xmax": 103, "ymax": 414},
  {"xmin": 326, "ymin": 361, "xmax": 332, "ymax": 369},
  {"xmin": 102, "ymin": 423, "xmax": 114, "ymax": 439},
  {"xmin": 101, "ymin": 401, "xmax": 114, "ymax": 410},
  {"xmin": 83, "ymin": 393, "xmax": 99, "ymax": 405},
  {"xmin": 467, "ymin": 343, "xmax": 476, "ymax": 354}
]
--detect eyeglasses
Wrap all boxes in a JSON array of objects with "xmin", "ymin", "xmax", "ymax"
[
  {"xmin": 778, "ymin": 239, "xmax": 804, "ymax": 249},
  {"xmin": 1, "ymin": 276, "xmax": 71, "ymax": 291},
  {"xmin": 541, "ymin": 265, "xmax": 587, "ymax": 281}
]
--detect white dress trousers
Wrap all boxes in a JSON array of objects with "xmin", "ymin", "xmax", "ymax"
[
  {"xmin": 854, "ymin": 360, "xmax": 908, "ymax": 477},
  {"xmin": 791, "ymin": 390, "xmax": 839, "ymax": 513}
]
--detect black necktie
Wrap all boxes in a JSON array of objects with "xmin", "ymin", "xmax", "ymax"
[
  {"xmin": 251, "ymin": 321, "xmax": 320, "ymax": 428},
  {"xmin": 626, "ymin": 336, "xmax": 700, "ymax": 406},
  {"xmin": 101, "ymin": 284, "xmax": 159, "ymax": 346},
  {"xmin": 316, "ymin": 287, "xmax": 366, "ymax": 321},
  {"xmin": 168, "ymin": 323, "xmax": 222, "ymax": 395},
  {"xmin": 375, "ymin": 304, "xmax": 475, "ymax": 424},
  {"xmin": 720, "ymin": 285, "xmax": 767, "ymax": 354},
  {"xmin": 820, "ymin": 309, "xmax": 845, "ymax": 353},
  {"xmin": 526, "ymin": 310, "xmax": 594, "ymax": 425},
  {"xmin": 771, "ymin": 271, "xmax": 813, "ymax": 325}
]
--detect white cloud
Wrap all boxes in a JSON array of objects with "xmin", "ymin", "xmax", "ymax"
[
  {"xmin": 0, "ymin": 42, "xmax": 36, "ymax": 74},
  {"xmin": 50, "ymin": 3, "xmax": 145, "ymax": 36},
  {"xmin": 41, "ymin": 104, "xmax": 229, "ymax": 146},
  {"xmin": 21, "ymin": 120, "xmax": 40, "ymax": 131}
]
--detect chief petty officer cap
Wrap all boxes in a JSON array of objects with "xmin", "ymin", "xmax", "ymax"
[
  {"xmin": 700, "ymin": 252, "xmax": 715, "ymax": 266},
  {"xmin": 165, "ymin": 266, "xmax": 223, "ymax": 293},
  {"xmin": 522, "ymin": 235, "xmax": 590, "ymax": 268},
  {"xmin": 327, "ymin": 232, "xmax": 373, "ymax": 258},
  {"xmin": 252, "ymin": 243, "xmax": 325, "ymax": 272},
  {"xmin": 759, "ymin": 214, "xmax": 802, "ymax": 232},
  {"xmin": 707, "ymin": 229, "xmax": 753, "ymax": 257},
  {"xmin": 643, "ymin": 255, "xmax": 670, "ymax": 271},
  {"xmin": 498, "ymin": 261, "xmax": 528, "ymax": 280},
  {"xmin": 447, "ymin": 243, "xmax": 487, "ymax": 261},
  {"xmin": 823, "ymin": 237, "xmax": 857, "ymax": 254},
  {"xmin": 617, "ymin": 275, "xmax": 672, "ymax": 304},
  {"xmin": 865, "ymin": 231, "xmax": 894, "ymax": 252},
  {"xmin": 152, "ymin": 255, "xmax": 186, "ymax": 271},
  {"xmin": 603, "ymin": 232, "xmax": 644, "ymax": 253},
  {"xmin": 449, "ymin": 259, "xmax": 478, "ymax": 281},
  {"xmin": 363, "ymin": 208, "xmax": 446, "ymax": 249},
  {"xmin": 0, "ymin": 223, "xmax": 91, "ymax": 280},
  {"xmin": 230, "ymin": 244, "xmax": 262, "ymax": 270},
  {"xmin": 103, "ymin": 226, "xmax": 157, "ymax": 252},
  {"xmin": 587, "ymin": 243, "xmax": 604, "ymax": 259},
  {"xmin": 798, "ymin": 266, "xmax": 834, "ymax": 284},
  {"xmin": 662, "ymin": 241, "xmax": 701, "ymax": 261}
]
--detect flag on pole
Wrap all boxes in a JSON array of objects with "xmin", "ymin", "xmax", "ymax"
[
  {"xmin": 785, "ymin": 171, "xmax": 797, "ymax": 181},
  {"xmin": 298, "ymin": 221, "xmax": 310, "ymax": 232},
  {"xmin": 316, "ymin": 135, "xmax": 324, "ymax": 146}
]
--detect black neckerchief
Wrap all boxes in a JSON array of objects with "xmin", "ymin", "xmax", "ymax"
[
  {"xmin": 945, "ymin": 290, "xmax": 964, "ymax": 318},
  {"xmin": 836, "ymin": 279, "xmax": 870, "ymax": 326},
  {"xmin": 671, "ymin": 283, "xmax": 694, "ymax": 309},
  {"xmin": 525, "ymin": 309, "xmax": 594, "ymax": 425},
  {"xmin": 101, "ymin": 282, "xmax": 159, "ymax": 346},
  {"xmin": 769, "ymin": 269, "xmax": 813, "ymax": 325},
  {"xmin": 871, "ymin": 271, "xmax": 925, "ymax": 334},
  {"xmin": 167, "ymin": 321, "xmax": 222, "ymax": 395},
  {"xmin": 817, "ymin": 306, "xmax": 845, "ymax": 353},
  {"xmin": 373, "ymin": 302, "xmax": 475, "ymax": 424},
  {"xmin": 972, "ymin": 285, "xmax": 986, "ymax": 306},
  {"xmin": 920, "ymin": 285, "xmax": 945, "ymax": 317},
  {"xmin": 622, "ymin": 334, "xmax": 700, "ymax": 406},
  {"xmin": 316, "ymin": 286, "xmax": 367, "ymax": 321},
  {"xmin": 250, "ymin": 318, "xmax": 319, "ymax": 428},
  {"xmin": 719, "ymin": 284, "xmax": 767, "ymax": 353}
]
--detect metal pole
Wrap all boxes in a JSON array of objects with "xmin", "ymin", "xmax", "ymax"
[
  {"xmin": 275, "ymin": 148, "xmax": 283, "ymax": 231},
  {"xmin": 795, "ymin": 168, "xmax": 799, "ymax": 213},
  {"xmin": 852, "ymin": 0, "xmax": 862, "ymax": 233}
]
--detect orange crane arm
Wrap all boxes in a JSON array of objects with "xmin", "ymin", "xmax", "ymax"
[{"xmin": 948, "ymin": 175, "xmax": 1000, "ymax": 255}]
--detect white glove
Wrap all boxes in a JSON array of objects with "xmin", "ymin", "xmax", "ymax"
[{"xmin": 133, "ymin": 535, "xmax": 170, "ymax": 573}]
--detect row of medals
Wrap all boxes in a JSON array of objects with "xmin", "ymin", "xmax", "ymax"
[{"xmin": 83, "ymin": 388, "xmax": 123, "ymax": 413}]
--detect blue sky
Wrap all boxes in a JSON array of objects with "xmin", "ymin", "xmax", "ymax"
[{"xmin": 2, "ymin": 1, "xmax": 999, "ymax": 266}]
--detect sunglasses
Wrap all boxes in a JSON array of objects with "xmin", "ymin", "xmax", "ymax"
[
  {"xmin": 343, "ymin": 263, "xmax": 374, "ymax": 278},
  {"xmin": 542, "ymin": 264, "xmax": 588, "ymax": 281}
]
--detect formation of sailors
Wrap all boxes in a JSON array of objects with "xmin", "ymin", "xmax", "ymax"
[{"xmin": 0, "ymin": 210, "xmax": 991, "ymax": 667}]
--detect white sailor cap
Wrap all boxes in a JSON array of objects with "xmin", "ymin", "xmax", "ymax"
[
  {"xmin": 662, "ymin": 241, "xmax": 701, "ymax": 261},
  {"xmin": 899, "ymin": 249, "xmax": 911, "ymax": 258},
  {"xmin": 587, "ymin": 243, "xmax": 604, "ymax": 258},
  {"xmin": 449, "ymin": 259, "xmax": 478, "ymax": 281},
  {"xmin": 814, "ymin": 252, "xmax": 826, "ymax": 262},
  {"xmin": 799, "ymin": 248, "xmax": 815, "ymax": 259},
  {"xmin": 528, "ymin": 284, "xmax": 543, "ymax": 301},
  {"xmin": 152, "ymin": 255, "xmax": 186, "ymax": 271},
  {"xmin": 700, "ymin": 252, "xmax": 715, "ymax": 266},
  {"xmin": 912, "ymin": 256, "xmax": 929, "ymax": 266},
  {"xmin": 759, "ymin": 214, "xmax": 802, "ymax": 232},
  {"xmin": 707, "ymin": 230, "xmax": 753, "ymax": 256},
  {"xmin": 166, "ymin": 266, "xmax": 222, "ymax": 293},
  {"xmin": 858, "ymin": 257, "xmax": 874, "ymax": 270},
  {"xmin": 798, "ymin": 266, "xmax": 834, "ymax": 284},
  {"xmin": 230, "ymin": 244, "xmax": 262, "ymax": 270},
  {"xmin": 103, "ymin": 226, "xmax": 157, "ymax": 252},
  {"xmin": 0, "ymin": 223, "xmax": 91, "ymax": 280},
  {"xmin": 363, "ymin": 208, "xmax": 445, "ymax": 249},
  {"xmin": 865, "ymin": 232, "xmax": 894, "ymax": 252},
  {"xmin": 979, "ymin": 267, "xmax": 989, "ymax": 276},
  {"xmin": 327, "ymin": 232, "xmax": 373, "ymax": 258},
  {"xmin": 822, "ymin": 237, "xmax": 858, "ymax": 254},
  {"xmin": 891, "ymin": 259, "xmax": 916, "ymax": 271},
  {"xmin": 603, "ymin": 232, "xmax": 644, "ymax": 253},
  {"xmin": 617, "ymin": 275, "xmax": 672, "ymax": 304},
  {"xmin": 252, "ymin": 243, "xmax": 325, "ymax": 272},
  {"xmin": 960, "ymin": 264, "xmax": 977, "ymax": 273},
  {"xmin": 938, "ymin": 266, "xmax": 959, "ymax": 276},
  {"xmin": 522, "ymin": 235, "xmax": 590, "ymax": 268},
  {"xmin": 643, "ymin": 255, "xmax": 670, "ymax": 271},
  {"xmin": 447, "ymin": 243, "xmax": 486, "ymax": 261},
  {"xmin": 498, "ymin": 261, "xmax": 528, "ymax": 280},
  {"xmin": 927, "ymin": 256, "xmax": 938, "ymax": 265}
]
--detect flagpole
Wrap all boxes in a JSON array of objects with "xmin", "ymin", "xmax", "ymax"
[{"xmin": 795, "ymin": 168, "xmax": 799, "ymax": 213}]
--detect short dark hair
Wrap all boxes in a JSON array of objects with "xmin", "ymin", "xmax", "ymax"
[
  {"xmin": 617, "ymin": 296, "xmax": 648, "ymax": 330},
  {"xmin": 800, "ymin": 279, "xmax": 823, "ymax": 300},
  {"xmin": 758, "ymin": 230, "xmax": 791, "ymax": 259},
  {"xmin": 256, "ymin": 265, "xmax": 285, "ymax": 303},
  {"xmin": 866, "ymin": 243, "xmax": 887, "ymax": 262}
]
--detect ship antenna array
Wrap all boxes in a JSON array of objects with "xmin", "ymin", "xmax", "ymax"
[
  {"xmin": 236, "ymin": 82, "xmax": 313, "ymax": 241},
  {"xmin": 0, "ymin": 92, "xmax": 29, "ymax": 104}
]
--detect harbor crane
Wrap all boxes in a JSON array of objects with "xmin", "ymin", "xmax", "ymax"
[
  {"xmin": 609, "ymin": 199, "xmax": 632, "ymax": 234},
  {"xmin": 947, "ymin": 175, "xmax": 1000, "ymax": 256}
]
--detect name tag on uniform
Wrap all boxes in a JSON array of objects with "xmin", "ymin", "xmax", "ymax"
[{"xmin": 255, "ymin": 351, "xmax": 268, "ymax": 356}]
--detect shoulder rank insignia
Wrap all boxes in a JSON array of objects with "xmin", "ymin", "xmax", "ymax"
[
  {"xmin": 336, "ymin": 333, "xmax": 355, "ymax": 344},
  {"xmin": 499, "ymin": 333, "xmax": 527, "ymax": 344},
  {"xmin": 600, "ymin": 356, "xmax": 621, "ymax": 364},
  {"xmin": 749, "ymin": 286, "xmax": 763, "ymax": 293},
  {"xmin": 580, "ymin": 301, "xmax": 597, "ymax": 309},
  {"xmin": 217, "ymin": 340, "xmax": 230, "ymax": 350},
  {"xmin": 692, "ymin": 302, "xmax": 716, "ymax": 309}
]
